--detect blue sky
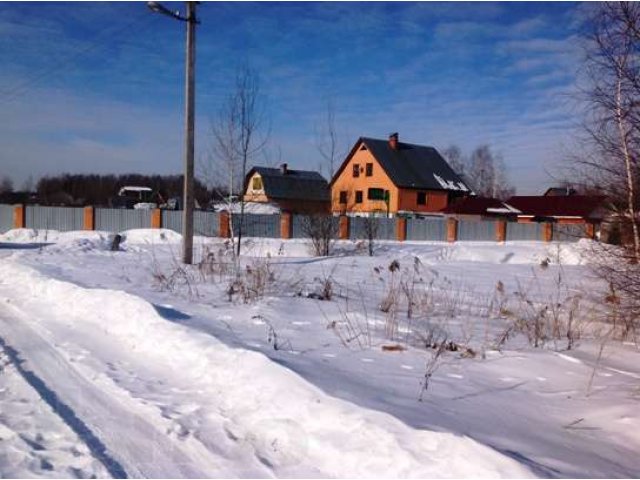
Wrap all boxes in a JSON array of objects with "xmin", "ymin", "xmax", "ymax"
[{"xmin": 0, "ymin": 2, "xmax": 586, "ymax": 194}]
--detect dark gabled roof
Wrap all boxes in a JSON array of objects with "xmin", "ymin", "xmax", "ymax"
[
  {"xmin": 507, "ymin": 195, "xmax": 607, "ymax": 219},
  {"xmin": 332, "ymin": 137, "xmax": 471, "ymax": 192},
  {"xmin": 247, "ymin": 166, "xmax": 329, "ymax": 202},
  {"xmin": 543, "ymin": 186, "xmax": 577, "ymax": 197},
  {"xmin": 440, "ymin": 196, "xmax": 521, "ymax": 216}
]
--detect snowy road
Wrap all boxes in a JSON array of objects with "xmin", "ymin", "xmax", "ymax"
[
  {"xmin": 0, "ymin": 305, "xmax": 224, "ymax": 478},
  {"xmin": 0, "ymin": 258, "xmax": 534, "ymax": 478}
]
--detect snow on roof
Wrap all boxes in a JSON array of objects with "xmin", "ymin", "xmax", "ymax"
[{"xmin": 119, "ymin": 186, "xmax": 153, "ymax": 193}]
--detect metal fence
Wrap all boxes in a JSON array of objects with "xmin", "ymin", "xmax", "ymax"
[
  {"xmin": 194, "ymin": 211, "xmax": 219, "ymax": 237},
  {"xmin": 0, "ymin": 205, "xmax": 14, "ymax": 233},
  {"xmin": 457, "ymin": 219, "xmax": 496, "ymax": 241},
  {"xmin": 291, "ymin": 215, "xmax": 339, "ymax": 239},
  {"xmin": 231, "ymin": 213, "xmax": 280, "ymax": 238},
  {"xmin": 506, "ymin": 222, "xmax": 543, "ymax": 241},
  {"xmin": 406, "ymin": 217, "xmax": 447, "ymax": 241},
  {"xmin": 25, "ymin": 205, "xmax": 84, "ymax": 232},
  {"xmin": 95, "ymin": 208, "xmax": 151, "ymax": 233},
  {"xmin": 553, "ymin": 224, "xmax": 585, "ymax": 242},
  {"xmin": 161, "ymin": 210, "xmax": 182, "ymax": 234},
  {"xmin": 349, "ymin": 217, "xmax": 397, "ymax": 240}
]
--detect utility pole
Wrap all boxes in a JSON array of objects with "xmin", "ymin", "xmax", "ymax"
[
  {"xmin": 147, "ymin": 1, "xmax": 198, "ymax": 264},
  {"xmin": 183, "ymin": 1, "xmax": 196, "ymax": 264}
]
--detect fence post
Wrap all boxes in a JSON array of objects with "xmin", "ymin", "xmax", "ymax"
[
  {"xmin": 542, "ymin": 222, "xmax": 553, "ymax": 242},
  {"xmin": 83, "ymin": 206, "xmax": 95, "ymax": 231},
  {"xmin": 446, "ymin": 217, "xmax": 458, "ymax": 243},
  {"xmin": 496, "ymin": 219, "xmax": 506, "ymax": 243},
  {"xmin": 585, "ymin": 222, "xmax": 596, "ymax": 240},
  {"xmin": 151, "ymin": 208, "xmax": 162, "ymax": 229},
  {"xmin": 339, "ymin": 215, "xmax": 349, "ymax": 240},
  {"xmin": 13, "ymin": 204, "xmax": 25, "ymax": 229},
  {"xmin": 396, "ymin": 217, "xmax": 407, "ymax": 242},
  {"xmin": 280, "ymin": 211, "xmax": 292, "ymax": 239},
  {"xmin": 219, "ymin": 210, "xmax": 230, "ymax": 238}
]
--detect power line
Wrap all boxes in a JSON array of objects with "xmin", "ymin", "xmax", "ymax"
[{"xmin": 0, "ymin": 9, "xmax": 154, "ymax": 104}]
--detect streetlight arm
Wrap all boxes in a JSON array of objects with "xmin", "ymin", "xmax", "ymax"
[{"xmin": 147, "ymin": 1, "xmax": 194, "ymax": 22}]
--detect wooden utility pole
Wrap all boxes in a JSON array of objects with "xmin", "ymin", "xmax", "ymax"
[{"xmin": 147, "ymin": 0, "xmax": 198, "ymax": 264}]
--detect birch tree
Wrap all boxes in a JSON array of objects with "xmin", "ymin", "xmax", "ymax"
[{"xmin": 210, "ymin": 66, "xmax": 269, "ymax": 257}]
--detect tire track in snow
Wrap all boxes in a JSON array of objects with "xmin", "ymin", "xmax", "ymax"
[
  {"xmin": 0, "ymin": 307, "xmax": 224, "ymax": 478},
  {"xmin": 0, "ymin": 335, "xmax": 127, "ymax": 478}
]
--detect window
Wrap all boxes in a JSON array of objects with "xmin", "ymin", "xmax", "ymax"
[
  {"xmin": 252, "ymin": 177, "xmax": 263, "ymax": 190},
  {"xmin": 355, "ymin": 191, "xmax": 363, "ymax": 203},
  {"xmin": 365, "ymin": 163, "xmax": 373, "ymax": 177},
  {"xmin": 417, "ymin": 191, "xmax": 427, "ymax": 205},
  {"xmin": 339, "ymin": 191, "xmax": 347, "ymax": 204},
  {"xmin": 368, "ymin": 188, "xmax": 385, "ymax": 200},
  {"xmin": 352, "ymin": 164, "xmax": 360, "ymax": 178}
]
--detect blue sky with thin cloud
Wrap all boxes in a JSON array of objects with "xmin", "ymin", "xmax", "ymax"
[{"xmin": 0, "ymin": 2, "xmax": 586, "ymax": 194}]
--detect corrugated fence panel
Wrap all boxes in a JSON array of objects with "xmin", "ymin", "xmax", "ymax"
[
  {"xmin": 406, "ymin": 217, "xmax": 446, "ymax": 241},
  {"xmin": 194, "ymin": 211, "xmax": 218, "ymax": 237},
  {"xmin": 349, "ymin": 217, "xmax": 396, "ymax": 240},
  {"xmin": 95, "ymin": 208, "xmax": 151, "ymax": 233},
  {"xmin": 291, "ymin": 215, "xmax": 339, "ymax": 239},
  {"xmin": 162, "ymin": 210, "xmax": 182, "ymax": 233},
  {"xmin": 160, "ymin": 210, "xmax": 218, "ymax": 236},
  {"xmin": 232, "ymin": 214, "xmax": 280, "ymax": 238},
  {"xmin": 554, "ymin": 224, "xmax": 585, "ymax": 242},
  {"xmin": 458, "ymin": 220, "xmax": 496, "ymax": 241},
  {"xmin": 25, "ymin": 206, "xmax": 84, "ymax": 232},
  {"xmin": 0, "ymin": 205, "xmax": 13, "ymax": 233},
  {"xmin": 506, "ymin": 222, "xmax": 542, "ymax": 241}
]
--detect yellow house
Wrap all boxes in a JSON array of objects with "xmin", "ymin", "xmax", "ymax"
[
  {"xmin": 330, "ymin": 133, "xmax": 471, "ymax": 216},
  {"xmin": 243, "ymin": 164, "xmax": 330, "ymax": 214}
]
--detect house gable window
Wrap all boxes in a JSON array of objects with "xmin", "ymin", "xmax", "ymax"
[
  {"xmin": 339, "ymin": 191, "xmax": 347, "ymax": 204},
  {"xmin": 417, "ymin": 191, "xmax": 427, "ymax": 205},
  {"xmin": 352, "ymin": 164, "xmax": 360, "ymax": 178},
  {"xmin": 252, "ymin": 177, "xmax": 263, "ymax": 191},
  {"xmin": 365, "ymin": 163, "xmax": 373, "ymax": 177},
  {"xmin": 355, "ymin": 191, "xmax": 363, "ymax": 203}
]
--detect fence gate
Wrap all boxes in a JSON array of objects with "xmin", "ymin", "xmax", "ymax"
[
  {"xmin": 406, "ymin": 217, "xmax": 446, "ymax": 241},
  {"xmin": 349, "ymin": 217, "xmax": 396, "ymax": 241},
  {"xmin": 457, "ymin": 220, "xmax": 496, "ymax": 241},
  {"xmin": 232, "ymin": 214, "xmax": 280, "ymax": 238},
  {"xmin": 25, "ymin": 206, "xmax": 84, "ymax": 232},
  {"xmin": 95, "ymin": 208, "xmax": 151, "ymax": 233},
  {"xmin": 506, "ymin": 222, "xmax": 543, "ymax": 241}
]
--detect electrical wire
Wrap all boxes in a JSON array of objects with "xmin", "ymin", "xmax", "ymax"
[{"xmin": 0, "ymin": 8, "xmax": 156, "ymax": 104}]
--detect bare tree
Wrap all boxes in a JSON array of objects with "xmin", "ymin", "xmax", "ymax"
[
  {"xmin": 209, "ymin": 66, "xmax": 269, "ymax": 257},
  {"xmin": 568, "ymin": 2, "xmax": 640, "ymax": 337},
  {"xmin": 0, "ymin": 176, "xmax": 13, "ymax": 194},
  {"xmin": 577, "ymin": 2, "xmax": 640, "ymax": 260},
  {"xmin": 22, "ymin": 175, "xmax": 34, "ymax": 193},
  {"xmin": 466, "ymin": 145, "xmax": 515, "ymax": 200},
  {"xmin": 302, "ymin": 214, "xmax": 338, "ymax": 257},
  {"xmin": 315, "ymin": 99, "xmax": 347, "ymax": 180},
  {"xmin": 442, "ymin": 145, "xmax": 467, "ymax": 176}
]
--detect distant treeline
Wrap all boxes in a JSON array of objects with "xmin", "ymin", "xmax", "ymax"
[{"xmin": 32, "ymin": 174, "xmax": 216, "ymax": 207}]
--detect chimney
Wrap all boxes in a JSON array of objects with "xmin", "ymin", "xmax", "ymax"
[
  {"xmin": 280, "ymin": 163, "xmax": 288, "ymax": 175},
  {"xmin": 388, "ymin": 132, "xmax": 399, "ymax": 150}
]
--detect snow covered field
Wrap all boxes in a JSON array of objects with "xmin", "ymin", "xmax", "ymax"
[{"xmin": 0, "ymin": 228, "xmax": 639, "ymax": 478}]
